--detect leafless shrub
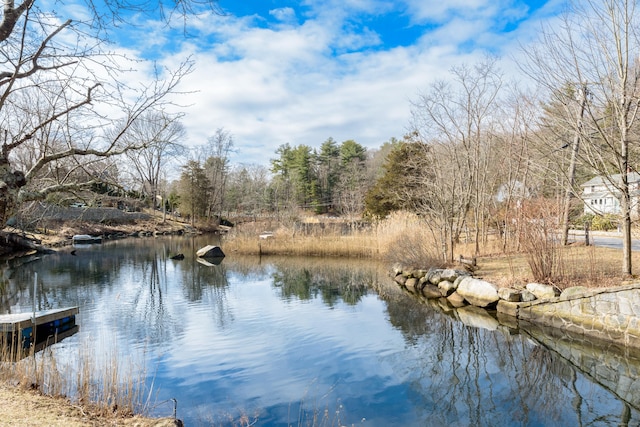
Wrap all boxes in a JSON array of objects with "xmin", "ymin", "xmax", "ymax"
[{"xmin": 516, "ymin": 198, "xmax": 565, "ymax": 283}]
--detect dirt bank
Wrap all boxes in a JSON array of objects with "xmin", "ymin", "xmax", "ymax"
[
  {"xmin": 0, "ymin": 384, "xmax": 180, "ymax": 426},
  {"xmin": 33, "ymin": 217, "xmax": 199, "ymax": 247}
]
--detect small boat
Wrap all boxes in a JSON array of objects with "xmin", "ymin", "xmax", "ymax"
[{"xmin": 72, "ymin": 234, "xmax": 102, "ymax": 244}]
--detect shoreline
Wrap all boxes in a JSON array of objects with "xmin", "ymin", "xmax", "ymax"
[
  {"xmin": 0, "ymin": 218, "xmax": 196, "ymax": 426},
  {"xmin": 0, "ymin": 383, "xmax": 181, "ymax": 426},
  {"xmin": 1, "ymin": 218, "xmax": 638, "ymax": 424}
]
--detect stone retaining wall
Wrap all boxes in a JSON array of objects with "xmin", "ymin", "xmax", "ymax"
[
  {"xmin": 22, "ymin": 203, "xmax": 150, "ymax": 223},
  {"xmin": 501, "ymin": 284, "xmax": 640, "ymax": 348},
  {"xmin": 392, "ymin": 265, "xmax": 640, "ymax": 349}
]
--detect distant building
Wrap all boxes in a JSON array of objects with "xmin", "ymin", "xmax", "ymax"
[
  {"xmin": 581, "ymin": 172, "xmax": 640, "ymax": 217},
  {"xmin": 495, "ymin": 180, "xmax": 530, "ymax": 203}
]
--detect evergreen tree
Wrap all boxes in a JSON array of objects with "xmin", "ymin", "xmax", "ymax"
[
  {"xmin": 178, "ymin": 160, "xmax": 210, "ymax": 225},
  {"xmin": 364, "ymin": 141, "xmax": 429, "ymax": 218}
]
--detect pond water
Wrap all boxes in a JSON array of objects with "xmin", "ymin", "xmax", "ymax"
[{"xmin": 1, "ymin": 236, "xmax": 640, "ymax": 426}]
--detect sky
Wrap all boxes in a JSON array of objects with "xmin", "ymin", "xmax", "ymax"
[{"xmin": 121, "ymin": 0, "xmax": 564, "ymax": 167}]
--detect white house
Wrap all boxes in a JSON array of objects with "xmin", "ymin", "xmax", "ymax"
[{"xmin": 581, "ymin": 172, "xmax": 640, "ymax": 217}]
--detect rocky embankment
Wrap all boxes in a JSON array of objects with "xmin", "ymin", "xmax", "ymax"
[
  {"xmin": 38, "ymin": 222, "xmax": 199, "ymax": 249},
  {"xmin": 391, "ymin": 264, "xmax": 563, "ymax": 308},
  {"xmin": 392, "ymin": 264, "xmax": 640, "ymax": 349}
]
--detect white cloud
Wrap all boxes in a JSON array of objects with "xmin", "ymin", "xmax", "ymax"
[
  {"xmin": 403, "ymin": 0, "xmax": 507, "ymax": 24},
  {"xmin": 146, "ymin": 2, "xmax": 563, "ymax": 166},
  {"xmin": 269, "ymin": 7, "xmax": 297, "ymax": 24}
]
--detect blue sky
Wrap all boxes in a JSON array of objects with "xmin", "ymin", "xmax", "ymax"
[{"xmin": 122, "ymin": 0, "xmax": 562, "ymax": 166}]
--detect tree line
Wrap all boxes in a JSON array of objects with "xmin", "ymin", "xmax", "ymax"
[{"xmin": 3, "ymin": 0, "xmax": 640, "ymax": 274}]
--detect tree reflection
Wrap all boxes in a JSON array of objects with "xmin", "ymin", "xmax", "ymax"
[
  {"xmin": 378, "ymin": 285, "xmax": 640, "ymax": 426},
  {"xmin": 263, "ymin": 257, "xmax": 376, "ymax": 306},
  {"xmin": 1, "ymin": 239, "xmax": 639, "ymax": 426}
]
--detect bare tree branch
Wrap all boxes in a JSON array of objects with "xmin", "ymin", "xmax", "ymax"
[{"xmin": 0, "ymin": 0, "xmax": 34, "ymax": 43}]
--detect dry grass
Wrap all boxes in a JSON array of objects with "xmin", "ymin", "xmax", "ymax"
[
  {"xmin": 225, "ymin": 231, "xmax": 380, "ymax": 258},
  {"xmin": 0, "ymin": 382, "xmax": 177, "ymax": 426},
  {"xmin": 224, "ymin": 212, "xmax": 442, "ymax": 265},
  {"xmin": 226, "ymin": 212, "xmax": 639, "ymax": 291},
  {"xmin": 0, "ymin": 335, "xmax": 155, "ymax": 423},
  {"xmin": 474, "ymin": 244, "xmax": 638, "ymax": 290}
]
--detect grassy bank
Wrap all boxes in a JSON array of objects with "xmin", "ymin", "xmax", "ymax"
[
  {"xmin": 224, "ymin": 212, "xmax": 640, "ymax": 290},
  {"xmin": 0, "ymin": 335, "xmax": 178, "ymax": 426},
  {"xmin": 0, "ymin": 383, "xmax": 177, "ymax": 426},
  {"xmin": 473, "ymin": 245, "xmax": 639, "ymax": 289}
]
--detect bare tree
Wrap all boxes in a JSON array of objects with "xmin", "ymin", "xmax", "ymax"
[
  {"xmin": 410, "ymin": 58, "xmax": 503, "ymax": 260},
  {"xmin": 0, "ymin": 0, "xmax": 216, "ymax": 249},
  {"xmin": 121, "ymin": 111, "xmax": 186, "ymax": 211},
  {"xmin": 199, "ymin": 128, "xmax": 234, "ymax": 220},
  {"xmin": 490, "ymin": 88, "xmax": 540, "ymax": 252},
  {"xmin": 523, "ymin": 0, "xmax": 640, "ymax": 275}
]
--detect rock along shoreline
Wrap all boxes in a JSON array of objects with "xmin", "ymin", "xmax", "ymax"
[{"xmin": 392, "ymin": 264, "xmax": 640, "ymax": 350}]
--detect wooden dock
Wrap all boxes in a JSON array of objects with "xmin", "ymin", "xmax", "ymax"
[{"xmin": 0, "ymin": 307, "xmax": 79, "ymax": 358}]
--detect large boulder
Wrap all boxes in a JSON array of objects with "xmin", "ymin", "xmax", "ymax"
[
  {"xmin": 526, "ymin": 283, "xmax": 559, "ymax": 300},
  {"xmin": 438, "ymin": 280, "xmax": 457, "ymax": 296},
  {"xmin": 394, "ymin": 274, "xmax": 407, "ymax": 286},
  {"xmin": 196, "ymin": 245, "xmax": 225, "ymax": 258},
  {"xmin": 426, "ymin": 268, "xmax": 443, "ymax": 285},
  {"xmin": 422, "ymin": 284, "xmax": 442, "ymax": 299},
  {"xmin": 498, "ymin": 288, "xmax": 521, "ymax": 302},
  {"xmin": 456, "ymin": 277, "xmax": 500, "ymax": 308},
  {"xmin": 411, "ymin": 269, "xmax": 428, "ymax": 279},
  {"xmin": 440, "ymin": 269, "xmax": 465, "ymax": 282},
  {"xmin": 405, "ymin": 277, "xmax": 419, "ymax": 292}
]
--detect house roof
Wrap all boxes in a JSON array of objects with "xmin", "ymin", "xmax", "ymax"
[{"xmin": 582, "ymin": 172, "xmax": 640, "ymax": 187}]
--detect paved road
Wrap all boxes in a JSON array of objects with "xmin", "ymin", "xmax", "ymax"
[{"xmin": 567, "ymin": 231, "xmax": 640, "ymax": 251}]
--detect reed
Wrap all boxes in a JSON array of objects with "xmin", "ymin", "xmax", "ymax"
[
  {"xmin": 224, "ymin": 228, "xmax": 375, "ymax": 258},
  {"xmin": 225, "ymin": 211, "xmax": 640, "ymax": 290},
  {"xmin": 74, "ymin": 338, "xmax": 148, "ymax": 416},
  {"xmin": 223, "ymin": 211, "xmax": 442, "ymax": 266},
  {"xmin": 0, "ymin": 333, "xmax": 150, "ymax": 419}
]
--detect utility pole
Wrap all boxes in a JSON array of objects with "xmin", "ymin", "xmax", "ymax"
[{"xmin": 562, "ymin": 84, "xmax": 588, "ymax": 246}]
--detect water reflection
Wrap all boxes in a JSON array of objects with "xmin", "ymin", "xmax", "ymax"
[
  {"xmin": 385, "ymin": 289, "xmax": 640, "ymax": 426},
  {"xmin": 267, "ymin": 258, "xmax": 372, "ymax": 305},
  {"xmin": 520, "ymin": 319, "xmax": 640, "ymax": 415},
  {"xmin": 0, "ymin": 237, "xmax": 637, "ymax": 426}
]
